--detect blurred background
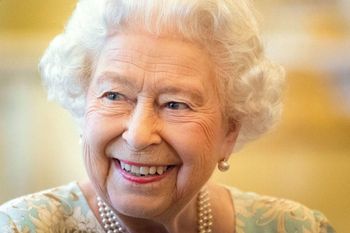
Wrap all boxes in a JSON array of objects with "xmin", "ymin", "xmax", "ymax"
[{"xmin": 0, "ymin": 0, "xmax": 349, "ymax": 232}]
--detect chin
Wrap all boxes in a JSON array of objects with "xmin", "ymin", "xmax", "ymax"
[
  {"xmin": 109, "ymin": 191, "xmax": 173, "ymax": 219},
  {"xmin": 105, "ymin": 168, "xmax": 177, "ymax": 219}
]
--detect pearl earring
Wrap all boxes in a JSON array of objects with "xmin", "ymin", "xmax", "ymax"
[{"xmin": 218, "ymin": 159, "xmax": 230, "ymax": 172}]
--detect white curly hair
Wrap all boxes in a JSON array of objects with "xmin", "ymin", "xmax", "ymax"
[{"xmin": 39, "ymin": 0, "xmax": 285, "ymax": 152}]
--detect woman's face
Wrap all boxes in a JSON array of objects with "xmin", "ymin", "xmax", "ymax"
[{"xmin": 83, "ymin": 33, "xmax": 237, "ymax": 219}]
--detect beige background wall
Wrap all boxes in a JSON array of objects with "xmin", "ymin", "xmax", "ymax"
[{"xmin": 1, "ymin": 0, "xmax": 349, "ymax": 232}]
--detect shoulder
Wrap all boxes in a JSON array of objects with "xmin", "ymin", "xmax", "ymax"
[
  {"xmin": 0, "ymin": 182, "xmax": 102, "ymax": 233},
  {"xmin": 225, "ymin": 186, "xmax": 336, "ymax": 233}
]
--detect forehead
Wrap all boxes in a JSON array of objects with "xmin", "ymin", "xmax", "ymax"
[{"xmin": 94, "ymin": 33, "xmax": 214, "ymax": 83}]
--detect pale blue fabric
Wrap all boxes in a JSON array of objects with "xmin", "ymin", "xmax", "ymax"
[
  {"xmin": 227, "ymin": 186, "xmax": 336, "ymax": 233},
  {"xmin": 0, "ymin": 182, "xmax": 336, "ymax": 232}
]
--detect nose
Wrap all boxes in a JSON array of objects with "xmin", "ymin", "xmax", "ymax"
[{"xmin": 122, "ymin": 103, "xmax": 161, "ymax": 151}]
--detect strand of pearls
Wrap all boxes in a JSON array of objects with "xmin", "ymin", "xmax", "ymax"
[
  {"xmin": 197, "ymin": 189, "xmax": 213, "ymax": 233},
  {"xmin": 97, "ymin": 188, "xmax": 212, "ymax": 233},
  {"xmin": 97, "ymin": 196, "xmax": 126, "ymax": 233}
]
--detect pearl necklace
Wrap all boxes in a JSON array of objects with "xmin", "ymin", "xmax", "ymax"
[{"xmin": 97, "ymin": 188, "xmax": 213, "ymax": 233}]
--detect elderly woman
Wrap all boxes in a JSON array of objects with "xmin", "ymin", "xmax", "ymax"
[{"xmin": 0, "ymin": 0, "xmax": 335, "ymax": 232}]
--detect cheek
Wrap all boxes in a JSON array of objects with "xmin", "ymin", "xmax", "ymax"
[
  {"xmin": 82, "ymin": 137, "xmax": 109, "ymax": 197},
  {"xmin": 187, "ymin": 116, "xmax": 223, "ymax": 157},
  {"xmin": 165, "ymin": 116, "xmax": 222, "ymax": 170},
  {"xmin": 82, "ymin": 107, "xmax": 126, "ymax": 196},
  {"xmin": 169, "ymin": 130, "xmax": 217, "ymax": 199},
  {"xmin": 176, "ymin": 119, "xmax": 222, "ymax": 196},
  {"xmin": 83, "ymin": 102, "xmax": 127, "ymax": 150}
]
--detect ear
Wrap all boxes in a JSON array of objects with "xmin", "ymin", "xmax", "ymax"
[{"xmin": 220, "ymin": 121, "xmax": 241, "ymax": 161}]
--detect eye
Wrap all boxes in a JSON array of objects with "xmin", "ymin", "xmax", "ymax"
[
  {"xmin": 165, "ymin": 101, "xmax": 189, "ymax": 110},
  {"xmin": 103, "ymin": 91, "xmax": 126, "ymax": 101}
]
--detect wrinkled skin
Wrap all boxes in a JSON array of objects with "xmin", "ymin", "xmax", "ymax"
[{"xmin": 82, "ymin": 33, "xmax": 238, "ymax": 232}]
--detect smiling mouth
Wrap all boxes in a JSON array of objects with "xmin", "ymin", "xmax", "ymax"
[{"xmin": 115, "ymin": 159, "xmax": 175, "ymax": 177}]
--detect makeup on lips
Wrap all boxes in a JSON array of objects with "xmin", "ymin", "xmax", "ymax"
[{"xmin": 114, "ymin": 159, "xmax": 176, "ymax": 184}]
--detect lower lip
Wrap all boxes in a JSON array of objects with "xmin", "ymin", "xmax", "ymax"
[{"xmin": 114, "ymin": 160, "xmax": 170, "ymax": 184}]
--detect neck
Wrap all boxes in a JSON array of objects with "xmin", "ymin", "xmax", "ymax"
[
  {"xmin": 108, "ymin": 190, "xmax": 199, "ymax": 233},
  {"xmin": 162, "ymin": 194, "xmax": 198, "ymax": 233}
]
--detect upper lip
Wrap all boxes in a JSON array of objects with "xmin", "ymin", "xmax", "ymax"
[{"xmin": 115, "ymin": 158, "xmax": 178, "ymax": 167}]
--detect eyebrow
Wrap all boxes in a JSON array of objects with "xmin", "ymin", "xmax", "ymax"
[
  {"xmin": 96, "ymin": 71, "xmax": 135, "ymax": 90},
  {"xmin": 158, "ymin": 85, "xmax": 204, "ymax": 104},
  {"xmin": 95, "ymin": 71, "xmax": 205, "ymax": 104}
]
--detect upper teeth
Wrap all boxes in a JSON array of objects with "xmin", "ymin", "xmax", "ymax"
[{"xmin": 120, "ymin": 161, "xmax": 168, "ymax": 176}]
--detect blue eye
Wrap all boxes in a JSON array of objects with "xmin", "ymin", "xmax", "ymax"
[
  {"xmin": 104, "ymin": 92, "xmax": 125, "ymax": 101},
  {"xmin": 166, "ymin": 101, "xmax": 189, "ymax": 110}
]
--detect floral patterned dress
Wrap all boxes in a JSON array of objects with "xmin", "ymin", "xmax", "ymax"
[{"xmin": 0, "ymin": 182, "xmax": 335, "ymax": 233}]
